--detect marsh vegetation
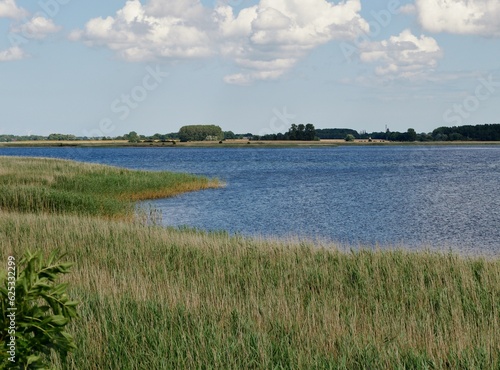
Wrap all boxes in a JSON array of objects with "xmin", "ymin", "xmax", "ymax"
[{"xmin": 1, "ymin": 157, "xmax": 499, "ymax": 369}]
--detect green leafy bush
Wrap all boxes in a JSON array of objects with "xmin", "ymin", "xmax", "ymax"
[
  {"xmin": 345, "ymin": 134, "xmax": 355, "ymax": 142},
  {"xmin": 178, "ymin": 125, "xmax": 223, "ymax": 142},
  {"xmin": 0, "ymin": 251, "xmax": 78, "ymax": 369}
]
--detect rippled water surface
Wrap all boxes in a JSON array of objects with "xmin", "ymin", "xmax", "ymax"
[{"xmin": 1, "ymin": 146, "xmax": 499, "ymax": 255}]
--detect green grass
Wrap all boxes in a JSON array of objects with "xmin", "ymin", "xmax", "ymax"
[
  {"xmin": 0, "ymin": 156, "xmax": 221, "ymax": 218},
  {"xmin": 1, "ymin": 157, "xmax": 499, "ymax": 369}
]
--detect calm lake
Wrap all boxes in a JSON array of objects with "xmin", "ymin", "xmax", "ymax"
[{"xmin": 1, "ymin": 146, "xmax": 499, "ymax": 255}]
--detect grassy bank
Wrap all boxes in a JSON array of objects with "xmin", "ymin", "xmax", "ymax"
[
  {"xmin": 1, "ymin": 157, "xmax": 500, "ymax": 369},
  {"xmin": 0, "ymin": 156, "xmax": 221, "ymax": 218}
]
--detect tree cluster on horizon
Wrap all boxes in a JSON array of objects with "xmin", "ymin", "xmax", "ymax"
[
  {"xmin": 178, "ymin": 125, "xmax": 224, "ymax": 142},
  {"xmin": 1, "ymin": 123, "xmax": 499, "ymax": 143},
  {"xmin": 258, "ymin": 123, "xmax": 317, "ymax": 141}
]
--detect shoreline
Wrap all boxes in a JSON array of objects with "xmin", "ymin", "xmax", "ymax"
[{"xmin": 1, "ymin": 139, "xmax": 500, "ymax": 148}]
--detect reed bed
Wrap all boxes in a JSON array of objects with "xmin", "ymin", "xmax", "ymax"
[
  {"xmin": 1, "ymin": 212, "xmax": 499, "ymax": 369},
  {"xmin": 1, "ymin": 157, "xmax": 499, "ymax": 369},
  {"xmin": 0, "ymin": 156, "xmax": 221, "ymax": 218}
]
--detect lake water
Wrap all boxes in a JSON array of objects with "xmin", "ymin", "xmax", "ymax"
[{"xmin": 1, "ymin": 146, "xmax": 499, "ymax": 255}]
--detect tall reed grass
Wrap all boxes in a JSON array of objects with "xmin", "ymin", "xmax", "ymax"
[
  {"xmin": 1, "ymin": 212, "xmax": 499, "ymax": 369},
  {"xmin": 1, "ymin": 157, "xmax": 499, "ymax": 369},
  {"xmin": 0, "ymin": 156, "xmax": 221, "ymax": 218}
]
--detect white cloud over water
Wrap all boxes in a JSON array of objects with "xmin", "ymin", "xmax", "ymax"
[
  {"xmin": 1, "ymin": 1, "xmax": 62, "ymax": 61},
  {"xmin": 69, "ymin": 0, "xmax": 214, "ymax": 62},
  {"xmin": 12, "ymin": 16, "xmax": 62, "ymax": 39},
  {"xmin": 416, "ymin": 0, "xmax": 500, "ymax": 36},
  {"xmin": 359, "ymin": 29, "xmax": 442, "ymax": 79},
  {"xmin": 0, "ymin": 0, "xmax": 27, "ymax": 19},
  {"xmin": 0, "ymin": 46, "xmax": 27, "ymax": 61},
  {"xmin": 71, "ymin": 0, "xmax": 369, "ymax": 84},
  {"xmin": 216, "ymin": 0, "xmax": 369, "ymax": 84}
]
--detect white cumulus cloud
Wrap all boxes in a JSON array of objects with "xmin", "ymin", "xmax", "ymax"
[
  {"xmin": 0, "ymin": 0, "xmax": 27, "ymax": 19},
  {"xmin": 72, "ymin": 0, "xmax": 369, "ymax": 84},
  {"xmin": 416, "ymin": 0, "xmax": 500, "ymax": 36},
  {"xmin": 0, "ymin": 46, "xmax": 27, "ymax": 61},
  {"xmin": 217, "ymin": 0, "xmax": 369, "ymax": 84},
  {"xmin": 12, "ymin": 16, "xmax": 62, "ymax": 39},
  {"xmin": 359, "ymin": 29, "xmax": 443, "ymax": 79},
  {"xmin": 71, "ymin": 0, "xmax": 213, "ymax": 62}
]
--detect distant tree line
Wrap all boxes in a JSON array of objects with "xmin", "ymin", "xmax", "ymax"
[
  {"xmin": 2, "ymin": 123, "xmax": 499, "ymax": 143},
  {"xmin": 0, "ymin": 135, "xmax": 45, "ymax": 142},
  {"xmin": 223, "ymin": 131, "xmax": 253, "ymax": 140},
  {"xmin": 257, "ymin": 124, "xmax": 317, "ymax": 141},
  {"xmin": 316, "ymin": 128, "xmax": 359, "ymax": 140},
  {"xmin": 364, "ymin": 124, "xmax": 500, "ymax": 142},
  {"xmin": 47, "ymin": 134, "xmax": 77, "ymax": 141},
  {"xmin": 117, "ymin": 132, "xmax": 179, "ymax": 142},
  {"xmin": 431, "ymin": 124, "xmax": 500, "ymax": 141},
  {"xmin": 372, "ymin": 128, "xmax": 417, "ymax": 142}
]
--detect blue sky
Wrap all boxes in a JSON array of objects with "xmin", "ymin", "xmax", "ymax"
[{"xmin": 1, "ymin": 0, "xmax": 499, "ymax": 137}]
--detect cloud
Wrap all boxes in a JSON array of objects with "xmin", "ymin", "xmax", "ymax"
[
  {"xmin": 1, "ymin": 4, "xmax": 62, "ymax": 61},
  {"xmin": 72, "ymin": 0, "xmax": 369, "ymax": 83},
  {"xmin": 0, "ymin": 46, "xmax": 28, "ymax": 61},
  {"xmin": 11, "ymin": 16, "xmax": 62, "ymax": 39},
  {"xmin": 416, "ymin": 0, "xmax": 500, "ymax": 36},
  {"xmin": 0, "ymin": 0, "xmax": 27, "ymax": 19},
  {"xmin": 359, "ymin": 29, "xmax": 442, "ymax": 79},
  {"xmin": 216, "ymin": 0, "xmax": 369, "ymax": 84},
  {"xmin": 71, "ymin": 0, "xmax": 213, "ymax": 62}
]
